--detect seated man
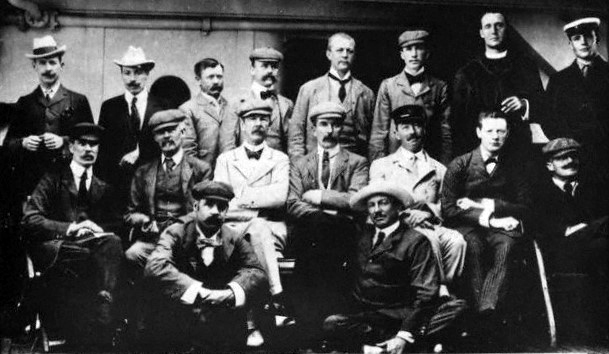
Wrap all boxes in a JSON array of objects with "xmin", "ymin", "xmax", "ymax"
[
  {"xmin": 534, "ymin": 137, "xmax": 609, "ymax": 340},
  {"xmin": 22, "ymin": 123, "xmax": 123, "ymax": 346},
  {"xmin": 214, "ymin": 98, "xmax": 292, "ymax": 346},
  {"xmin": 125, "ymin": 109, "xmax": 212, "ymax": 268},
  {"xmin": 287, "ymin": 101, "xmax": 369, "ymax": 336},
  {"xmin": 144, "ymin": 181, "xmax": 268, "ymax": 351},
  {"xmin": 323, "ymin": 181, "xmax": 466, "ymax": 353},
  {"xmin": 441, "ymin": 111, "xmax": 531, "ymax": 338},
  {"xmin": 370, "ymin": 105, "xmax": 466, "ymax": 297}
]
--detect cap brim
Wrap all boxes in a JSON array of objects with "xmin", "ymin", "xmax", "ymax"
[
  {"xmin": 549, "ymin": 148, "xmax": 579, "ymax": 158},
  {"xmin": 113, "ymin": 60, "xmax": 156, "ymax": 69},
  {"xmin": 152, "ymin": 122, "xmax": 180, "ymax": 132},
  {"xmin": 564, "ymin": 17, "xmax": 601, "ymax": 32},
  {"xmin": 25, "ymin": 45, "xmax": 67, "ymax": 59},
  {"xmin": 400, "ymin": 39, "xmax": 426, "ymax": 47},
  {"xmin": 241, "ymin": 110, "xmax": 272, "ymax": 118}
]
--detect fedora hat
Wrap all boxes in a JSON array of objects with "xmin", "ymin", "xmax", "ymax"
[
  {"xmin": 25, "ymin": 35, "xmax": 67, "ymax": 59},
  {"xmin": 350, "ymin": 181, "xmax": 414, "ymax": 212},
  {"xmin": 113, "ymin": 46, "xmax": 155, "ymax": 69}
]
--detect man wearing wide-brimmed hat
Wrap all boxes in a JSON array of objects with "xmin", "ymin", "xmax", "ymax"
[
  {"xmin": 6, "ymin": 35, "xmax": 94, "ymax": 202},
  {"xmin": 96, "ymin": 46, "xmax": 165, "ymax": 204},
  {"xmin": 321, "ymin": 180, "xmax": 465, "ymax": 353}
]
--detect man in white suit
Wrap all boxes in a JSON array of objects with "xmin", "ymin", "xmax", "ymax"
[
  {"xmin": 214, "ymin": 98, "xmax": 292, "ymax": 347},
  {"xmin": 370, "ymin": 105, "xmax": 466, "ymax": 297}
]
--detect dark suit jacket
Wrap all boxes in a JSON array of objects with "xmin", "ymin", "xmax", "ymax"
[
  {"xmin": 287, "ymin": 148, "xmax": 369, "ymax": 219},
  {"xmin": 22, "ymin": 165, "xmax": 121, "ymax": 270},
  {"xmin": 144, "ymin": 215, "xmax": 268, "ymax": 302},
  {"xmin": 441, "ymin": 147, "xmax": 532, "ymax": 228},
  {"xmin": 352, "ymin": 222, "xmax": 439, "ymax": 332},
  {"xmin": 125, "ymin": 154, "xmax": 212, "ymax": 226},
  {"xmin": 6, "ymin": 85, "xmax": 93, "ymax": 196},
  {"xmin": 95, "ymin": 93, "xmax": 166, "ymax": 187}
]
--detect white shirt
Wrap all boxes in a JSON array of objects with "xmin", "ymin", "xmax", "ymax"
[
  {"xmin": 552, "ymin": 177, "xmax": 578, "ymax": 196},
  {"xmin": 403, "ymin": 67, "xmax": 425, "ymax": 95},
  {"xmin": 373, "ymin": 220, "xmax": 400, "ymax": 247},
  {"xmin": 251, "ymin": 81, "xmax": 275, "ymax": 99},
  {"xmin": 40, "ymin": 81, "xmax": 61, "ymax": 100},
  {"xmin": 242, "ymin": 141, "xmax": 266, "ymax": 153},
  {"xmin": 479, "ymin": 147, "xmax": 499, "ymax": 174},
  {"xmin": 328, "ymin": 68, "xmax": 352, "ymax": 101},
  {"xmin": 124, "ymin": 90, "xmax": 149, "ymax": 129},
  {"xmin": 485, "ymin": 50, "xmax": 507, "ymax": 59},
  {"xmin": 398, "ymin": 147, "xmax": 427, "ymax": 170},
  {"xmin": 70, "ymin": 160, "xmax": 92, "ymax": 191},
  {"xmin": 161, "ymin": 148, "xmax": 184, "ymax": 172},
  {"xmin": 317, "ymin": 144, "xmax": 341, "ymax": 189}
]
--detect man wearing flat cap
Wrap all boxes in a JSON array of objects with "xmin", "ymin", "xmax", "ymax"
[
  {"xmin": 215, "ymin": 98, "xmax": 292, "ymax": 346},
  {"xmin": 287, "ymin": 101, "xmax": 369, "ymax": 337},
  {"xmin": 289, "ymin": 32, "xmax": 375, "ymax": 159},
  {"xmin": 371, "ymin": 105, "xmax": 466, "ymax": 298},
  {"xmin": 369, "ymin": 29, "xmax": 452, "ymax": 165},
  {"xmin": 96, "ymin": 46, "xmax": 165, "ymax": 206},
  {"xmin": 22, "ymin": 122, "xmax": 123, "ymax": 346},
  {"xmin": 6, "ymin": 35, "xmax": 94, "ymax": 207},
  {"xmin": 545, "ymin": 17, "xmax": 609, "ymax": 178},
  {"xmin": 322, "ymin": 181, "xmax": 466, "ymax": 353},
  {"xmin": 145, "ymin": 180, "xmax": 267, "ymax": 350},
  {"xmin": 452, "ymin": 11, "xmax": 544, "ymax": 159},
  {"xmin": 533, "ymin": 137, "xmax": 609, "ymax": 340},
  {"xmin": 219, "ymin": 47, "xmax": 293, "ymax": 154}
]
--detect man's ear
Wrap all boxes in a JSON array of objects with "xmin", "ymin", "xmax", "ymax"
[{"xmin": 476, "ymin": 127, "xmax": 482, "ymax": 139}]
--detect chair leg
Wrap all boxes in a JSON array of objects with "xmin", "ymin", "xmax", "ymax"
[{"xmin": 533, "ymin": 240, "xmax": 557, "ymax": 347}]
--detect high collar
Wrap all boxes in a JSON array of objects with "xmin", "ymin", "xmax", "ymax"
[
  {"xmin": 162, "ymin": 148, "xmax": 184, "ymax": 166},
  {"xmin": 200, "ymin": 90, "xmax": 221, "ymax": 104},
  {"xmin": 70, "ymin": 160, "xmax": 92, "ymax": 178},
  {"xmin": 196, "ymin": 224, "xmax": 221, "ymax": 240},
  {"xmin": 329, "ymin": 67, "xmax": 352, "ymax": 81},
  {"xmin": 243, "ymin": 141, "xmax": 267, "ymax": 152},
  {"xmin": 403, "ymin": 67, "xmax": 425, "ymax": 77},
  {"xmin": 40, "ymin": 81, "xmax": 61, "ymax": 98},
  {"xmin": 485, "ymin": 50, "xmax": 508, "ymax": 59},
  {"xmin": 375, "ymin": 220, "xmax": 400, "ymax": 236},
  {"xmin": 479, "ymin": 146, "xmax": 499, "ymax": 162},
  {"xmin": 317, "ymin": 144, "xmax": 341, "ymax": 159},
  {"xmin": 251, "ymin": 81, "xmax": 274, "ymax": 96},
  {"xmin": 124, "ymin": 89, "xmax": 148, "ymax": 103}
]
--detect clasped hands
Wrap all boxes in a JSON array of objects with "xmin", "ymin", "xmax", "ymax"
[
  {"xmin": 22, "ymin": 133, "xmax": 64, "ymax": 151},
  {"xmin": 197, "ymin": 287, "xmax": 235, "ymax": 307},
  {"xmin": 66, "ymin": 220, "xmax": 103, "ymax": 238}
]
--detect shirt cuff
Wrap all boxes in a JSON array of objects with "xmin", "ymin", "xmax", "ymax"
[
  {"xmin": 227, "ymin": 282, "xmax": 246, "ymax": 308},
  {"xmin": 479, "ymin": 209, "xmax": 493, "ymax": 228},
  {"xmin": 521, "ymin": 99, "xmax": 530, "ymax": 121},
  {"xmin": 312, "ymin": 190, "xmax": 322, "ymax": 205},
  {"xmin": 396, "ymin": 331, "xmax": 415, "ymax": 344},
  {"xmin": 180, "ymin": 281, "xmax": 202, "ymax": 305},
  {"xmin": 66, "ymin": 222, "xmax": 78, "ymax": 236}
]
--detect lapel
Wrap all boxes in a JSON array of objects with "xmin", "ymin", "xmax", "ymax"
[
  {"xmin": 144, "ymin": 159, "xmax": 160, "ymax": 212},
  {"xmin": 329, "ymin": 148, "xmax": 349, "ymax": 188},
  {"xmin": 471, "ymin": 148, "xmax": 490, "ymax": 178},
  {"xmin": 180, "ymin": 156, "xmax": 194, "ymax": 196},
  {"xmin": 231, "ymin": 146, "xmax": 253, "ymax": 180},
  {"xmin": 248, "ymin": 147, "xmax": 276, "ymax": 184},
  {"xmin": 370, "ymin": 222, "xmax": 405, "ymax": 258},
  {"xmin": 35, "ymin": 87, "xmax": 47, "ymax": 107},
  {"xmin": 47, "ymin": 85, "xmax": 68, "ymax": 108},
  {"xmin": 415, "ymin": 151, "xmax": 435, "ymax": 179},
  {"xmin": 417, "ymin": 74, "xmax": 432, "ymax": 97},
  {"xmin": 62, "ymin": 166, "xmax": 78, "ymax": 199},
  {"xmin": 305, "ymin": 152, "xmax": 319, "ymax": 188},
  {"xmin": 196, "ymin": 92, "xmax": 222, "ymax": 124},
  {"xmin": 390, "ymin": 150, "xmax": 416, "ymax": 174},
  {"xmin": 142, "ymin": 95, "xmax": 156, "ymax": 130},
  {"xmin": 89, "ymin": 175, "xmax": 105, "ymax": 204},
  {"xmin": 219, "ymin": 224, "xmax": 237, "ymax": 263},
  {"xmin": 396, "ymin": 72, "xmax": 416, "ymax": 98}
]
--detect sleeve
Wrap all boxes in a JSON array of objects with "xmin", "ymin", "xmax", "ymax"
[
  {"xmin": 213, "ymin": 152, "xmax": 230, "ymax": 185},
  {"xmin": 218, "ymin": 103, "xmax": 240, "ymax": 153},
  {"xmin": 286, "ymin": 159, "xmax": 321, "ymax": 218},
  {"xmin": 440, "ymin": 157, "xmax": 484, "ymax": 225},
  {"xmin": 22, "ymin": 173, "xmax": 72, "ymax": 241},
  {"xmin": 288, "ymin": 85, "xmax": 309, "ymax": 158},
  {"xmin": 5, "ymin": 97, "xmax": 28, "ymax": 155},
  {"xmin": 369, "ymin": 158, "xmax": 385, "ymax": 182},
  {"xmin": 320, "ymin": 157, "xmax": 369, "ymax": 210},
  {"xmin": 493, "ymin": 165, "xmax": 532, "ymax": 221},
  {"xmin": 438, "ymin": 82, "xmax": 453, "ymax": 165},
  {"xmin": 179, "ymin": 102, "xmax": 198, "ymax": 158},
  {"xmin": 368, "ymin": 80, "xmax": 391, "ymax": 162},
  {"xmin": 124, "ymin": 166, "xmax": 148, "ymax": 227}
]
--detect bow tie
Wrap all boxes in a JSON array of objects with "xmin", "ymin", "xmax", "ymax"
[
  {"xmin": 484, "ymin": 157, "xmax": 498, "ymax": 165},
  {"xmin": 196, "ymin": 236, "xmax": 223, "ymax": 250},
  {"xmin": 405, "ymin": 72, "xmax": 424, "ymax": 85},
  {"xmin": 260, "ymin": 90, "xmax": 276, "ymax": 100},
  {"xmin": 245, "ymin": 148, "xmax": 263, "ymax": 160}
]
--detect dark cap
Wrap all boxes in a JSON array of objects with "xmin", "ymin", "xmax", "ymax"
[
  {"xmin": 308, "ymin": 101, "xmax": 346, "ymax": 124},
  {"xmin": 391, "ymin": 105, "xmax": 426, "ymax": 124},
  {"xmin": 237, "ymin": 98, "xmax": 273, "ymax": 118},
  {"xmin": 564, "ymin": 17, "xmax": 601, "ymax": 36},
  {"xmin": 192, "ymin": 181, "xmax": 235, "ymax": 202},
  {"xmin": 249, "ymin": 47, "xmax": 284, "ymax": 62},
  {"xmin": 398, "ymin": 29, "xmax": 429, "ymax": 47},
  {"xmin": 69, "ymin": 123, "xmax": 104, "ymax": 141},
  {"xmin": 542, "ymin": 138, "xmax": 581, "ymax": 158},
  {"xmin": 149, "ymin": 109, "xmax": 186, "ymax": 133}
]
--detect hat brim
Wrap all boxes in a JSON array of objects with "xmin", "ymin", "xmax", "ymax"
[
  {"xmin": 564, "ymin": 17, "xmax": 601, "ymax": 33},
  {"xmin": 350, "ymin": 183, "xmax": 414, "ymax": 212},
  {"xmin": 400, "ymin": 39, "xmax": 426, "ymax": 47},
  {"xmin": 25, "ymin": 45, "xmax": 67, "ymax": 59},
  {"xmin": 241, "ymin": 110, "xmax": 272, "ymax": 118},
  {"xmin": 152, "ymin": 121, "xmax": 181, "ymax": 133},
  {"xmin": 547, "ymin": 148, "xmax": 579, "ymax": 158},
  {"xmin": 113, "ymin": 60, "xmax": 156, "ymax": 70},
  {"xmin": 309, "ymin": 113, "xmax": 346, "ymax": 124}
]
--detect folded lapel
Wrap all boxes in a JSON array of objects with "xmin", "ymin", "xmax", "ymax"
[
  {"xmin": 62, "ymin": 168, "xmax": 78, "ymax": 199},
  {"xmin": 370, "ymin": 224, "xmax": 403, "ymax": 258},
  {"xmin": 197, "ymin": 93, "xmax": 221, "ymax": 124},
  {"xmin": 220, "ymin": 224, "xmax": 236, "ymax": 262},
  {"xmin": 305, "ymin": 152, "xmax": 319, "ymax": 188},
  {"xmin": 47, "ymin": 85, "xmax": 68, "ymax": 108},
  {"xmin": 180, "ymin": 158, "xmax": 194, "ymax": 195},
  {"xmin": 396, "ymin": 73, "xmax": 416, "ymax": 98},
  {"xmin": 145, "ymin": 160, "xmax": 160, "ymax": 213},
  {"xmin": 471, "ymin": 148, "xmax": 489, "ymax": 178},
  {"xmin": 231, "ymin": 147, "xmax": 252, "ymax": 180},
  {"xmin": 249, "ymin": 148, "xmax": 276, "ymax": 184},
  {"xmin": 329, "ymin": 149, "xmax": 349, "ymax": 188}
]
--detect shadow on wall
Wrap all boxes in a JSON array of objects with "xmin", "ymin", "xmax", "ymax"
[{"xmin": 150, "ymin": 76, "xmax": 191, "ymax": 109}]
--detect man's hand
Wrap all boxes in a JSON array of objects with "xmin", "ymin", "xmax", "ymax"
[
  {"xmin": 42, "ymin": 132, "xmax": 64, "ymax": 150},
  {"xmin": 376, "ymin": 336, "xmax": 408, "ymax": 354},
  {"xmin": 67, "ymin": 220, "xmax": 104, "ymax": 237},
  {"xmin": 129, "ymin": 213, "xmax": 150, "ymax": 226},
  {"xmin": 302, "ymin": 190, "xmax": 322, "ymax": 206},
  {"xmin": 489, "ymin": 216, "xmax": 519, "ymax": 231},
  {"xmin": 200, "ymin": 289, "xmax": 235, "ymax": 307},
  {"xmin": 401, "ymin": 209, "xmax": 433, "ymax": 228},
  {"xmin": 119, "ymin": 148, "xmax": 139, "ymax": 167},
  {"xmin": 22, "ymin": 135, "xmax": 42, "ymax": 151},
  {"xmin": 501, "ymin": 96, "xmax": 525, "ymax": 114}
]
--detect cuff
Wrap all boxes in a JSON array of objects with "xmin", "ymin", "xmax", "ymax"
[
  {"xmin": 180, "ymin": 281, "xmax": 202, "ymax": 305},
  {"xmin": 521, "ymin": 99, "xmax": 530, "ymax": 121},
  {"xmin": 227, "ymin": 282, "xmax": 246, "ymax": 308},
  {"xmin": 479, "ymin": 209, "xmax": 493, "ymax": 228},
  {"xmin": 396, "ymin": 330, "xmax": 415, "ymax": 344},
  {"xmin": 66, "ymin": 222, "xmax": 78, "ymax": 236},
  {"xmin": 312, "ymin": 190, "xmax": 322, "ymax": 206}
]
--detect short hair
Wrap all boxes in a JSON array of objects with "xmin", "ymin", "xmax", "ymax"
[
  {"xmin": 193, "ymin": 58, "xmax": 224, "ymax": 77},
  {"xmin": 480, "ymin": 10, "xmax": 508, "ymax": 28},
  {"xmin": 327, "ymin": 32, "xmax": 356, "ymax": 51},
  {"xmin": 477, "ymin": 110, "xmax": 509, "ymax": 128},
  {"xmin": 34, "ymin": 54, "xmax": 63, "ymax": 63}
]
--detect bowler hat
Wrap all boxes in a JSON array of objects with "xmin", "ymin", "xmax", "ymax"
[{"xmin": 69, "ymin": 123, "xmax": 104, "ymax": 141}]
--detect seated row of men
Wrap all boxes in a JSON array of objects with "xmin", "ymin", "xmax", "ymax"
[{"xmin": 21, "ymin": 94, "xmax": 609, "ymax": 351}]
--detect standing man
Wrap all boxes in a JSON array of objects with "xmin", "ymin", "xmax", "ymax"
[
  {"xmin": 219, "ymin": 47, "xmax": 293, "ymax": 153},
  {"xmin": 369, "ymin": 29, "xmax": 452, "ymax": 164},
  {"xmin": 144, "ymin": 181, "xmax": 268, "ymax": 351},
  {"xmin": 96, "ymin": 46, "xmax": 165, "ymax": 203},
  {"xmin": 289, "ymin": 32, "xmax": 375, "ymax": 159},
  {"xmin": 6, "ymin": 35, "xmax": 93, "ymax": 204},
  {"xmin": 180, "ymin": 58, "xmax": 236, "ymax": 167},
  {"xmin": 452, "ymin": 11, "xmax": 544, "ymax": 158},
  {"xmin": 441, "ymin": 111, "xmax": 532, "ymax": 341},
  {"xmin": 22, "ymin": 123, "xmax": 123, "ymax": 346},
  {"xmin": 544, "ymin": 17, "xmax": 609, "ymax": 178}
]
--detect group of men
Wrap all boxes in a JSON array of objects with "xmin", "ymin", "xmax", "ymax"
[{"xmin": 1, "ymin": 8, "xmax": 608, "ymax": 353}]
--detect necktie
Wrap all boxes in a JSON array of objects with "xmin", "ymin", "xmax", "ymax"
[
  {"xmin": 77, "ymin": 170, "xmax": 89, "ymax": 206},
  {"xmin": 581, "ymin": 64, "xmax": 589, "ymax": 78},
  {"xmin": 373, "ymin": 231, "xmax": 386, "ymax": 250},
  {"xmin": 45, "ymin": 92, "xmax": 51, "ymax": 103},
  {"xmin": 328, "ymin": 73, "xmax": 352, "ymax": 102},
  {"xmin": 245, "ymin": 148, "xmax": 263, "ymax": 160},
  {"xmin": 485, "ymin": 157, "xmax": 498, "ymax": 174},
  {"xmin": 131, "ymin": 97, "xmax": 141, "ymax": 131},
  {"xmin": 321, "ymin": 150, "xmax": 330, "ymax": 188},
  {"xmin": 405, "ymin": 72, "xmax": 424, "ymax": 85},
  {"xmin": 564, "ymin": 182, "xmax": 574, "ymax": 197},
  {"xmin": 410, "ymin": 155, "xmax": 419, "ymax": 179},
  {"xmin": 165, "ymin": 158, "xmax": 176, "ymax": 171},
  {"xmin": 260, "ymin": 90, "xmax": 276, "ymax": 100}
]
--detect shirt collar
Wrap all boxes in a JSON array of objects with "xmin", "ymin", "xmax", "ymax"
[
  {"xmin": 124, "ymin": 89, "xmax": 148, "ymax": 104},
  {"xmin": 317, "ymin": 144, "xmax": 341, "ymax": 159},
  {"xmin": 376, "ymin": 220, "xmax": 400, "ymax": 237},
  {"xmin": 70, "ymin": 160, "xmax": 91, "ymax": 179},
  {"xmin": 479, "ymin": 147, "xmax": 498, "ymax": 163},
  {"xmin": 329, "ymin": 67, "xmax": 352, "ymax": 81},
  {"xmin": 41, "ymin": 81, "xmax": 61, "ymax": 97},
  {"xmin": 162, "ymin": 148, "xmax": 184, "ymax": 166},
  {"xmin": 398, "ymin": 146, "xmax": 426, "ymax": 162},
  {"xmin": 251, "ymin": 81, "xmax": 274, "ymax": 96},
  {"xmin": 196, "ymin": 224, "xmax": 221, "ymax": 241},
  {"xmin": 576, "ymin": 57, "xmax": 594, "ymax": 69},
  {"xmin": 243, "ymin": 141, "xmax": 267, "ymax": 152},
  {"xmin": 485, "ymin": 50, "xmax": 508, "ymax": 59},
  {"xmin": 404, "ymin": 67, "xmax": 425, "ymax": 77},
  {"xmin": 552, "ymin": 177, "xmax": 578, "ymax": 193}
]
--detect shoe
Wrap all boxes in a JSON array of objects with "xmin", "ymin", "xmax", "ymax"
[
  {"xmin": 246, "ymin": 329, "xmax": 264, "ymax": 347},
  {"xmin": 96, "ymin": 290, "xmax": 114, "ymax": 325},
  {"xmin": 265, "ymin": 301, "xmax": 296, "ymax": 327}
]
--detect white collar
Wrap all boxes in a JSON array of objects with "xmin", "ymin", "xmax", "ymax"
[
  {"xmin": 162, "ymin": 148, "xmax": 184, "ymax": 166},
  {"xmin": 124, "ymin": 89, "xmax": 148, "ymax": 103},
  {"xmin": 251, "ymin": 81, "xmax": 274, "ymax": 96},
  {"xmin": 243, "ymin": 141, "xmax": 267, "ymax": 152},
  {"xmin": 576, "ymin": 57, "xmax": 594, "ymax": 69},
  {"xmin": 404, "ymin": 67, "xmax": 425, "ymax": 76},
  {"xmin": 200, "ymin": 90, "xmax": 221, "ymax": 104},
  {"xmin": 376, "ymin": 220, "xmax": 400, "ymax": 237},
  {"xmin": 40, "ymin": 81, "xmax": 61, "ymax": 97},
  {"xmin": 70, "ymin": 160, "xmax": 91, "ymax": 179},
  {"xmin": 317, "ymin": 144, "xmax": 341, "ymax": 159},
  {"xmin": 485, "ymin": 50, "xmax": 508, "ymax": 59},
  {"xmin": 196, "ymin": 224, "xmax": 221, "ymax": 241},
  {"xmin": 552, "ymin": 177, "xmax": 578, "ymax": 192},
  {"xmin": 398, "ymin": 146, "xmax": 426, "ymax": 162},
  {"xmin": 479, "ymin": 146, "xmax": 498, "ymax": 162},
  {"xmin": 329, "ymin": 67, "xmax": 352, "ymax": 81}
]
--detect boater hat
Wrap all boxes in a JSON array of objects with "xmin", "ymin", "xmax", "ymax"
[
  {"xmin": 564, "ymin": 17, "xmax": 601, "ymax": 36},
  {"xmin": 350, "ymin": 181, "xmax": 414, "ymax": 211},
  {"xmin": 25, "ymin": 35, "xmax": 67, "ymax": 59}
]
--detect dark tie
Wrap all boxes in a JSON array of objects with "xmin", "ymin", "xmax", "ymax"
[
  {"xmin": 581, "ymin": 64, "xmax": 589, "ymax": 78},
  {"xmin": 130, "ymin": 97, "xmax": 141, "ymax": 132},
  {"xmin": 165, "ymin": 158, "xmax": 176, "ymax": 171},
  {"xmin": 45, "ymin": 93, "xmax": 51, "ymax": 103},
  {"xmin": 484, "ymin": 157, "xmax": 498, "ymax": 174},
  {"xmin": 245, "ymin": 148, "xmax": 263, "ymax": 160},
  {"xmin": 405, "ymin": 72, "xmax": 424, "ymax": 85},
  {"xmin": 328, "ymin": 73, "xmax": 351, "ymax": 102},
  {"xmin": 260, "ymin": 90, "xmax": 276, "ymax": 100},
  {"xmin": 321, "ymin": 150, "xmax": 330, "ymax": 188},
  {"xmin": 373, "ymin": 231, "xmax": 386, "ymax": 250},
  {"xmin": 564, "ymin": 182, "xmax": 573, "ymax": 197},
  {"xmin": 77, "ymin": 170, "xmax": 89, "ymax": 206}
]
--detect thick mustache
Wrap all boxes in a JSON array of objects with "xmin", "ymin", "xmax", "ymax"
[
  {"xmin": 263, "ymin": 74, "xmax": 277, "ymax": 82},
  {"xmin": 42, "ymin": 72, "xmax": 56, "ymax": 78},
  {"xmin": 128, "ymin": 82, "xmax": 141, "ymax": 88}
]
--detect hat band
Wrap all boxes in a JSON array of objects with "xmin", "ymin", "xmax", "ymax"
[{"xmin": 33, "ymin": 46, "xmax": 59, "ymax": 55}]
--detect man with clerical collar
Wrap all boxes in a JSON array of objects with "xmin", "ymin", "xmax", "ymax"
[
  {"xmin": 452, "ymin": 11, "xmax": 544, "ymax": 158},
  {"xmin": 441, "ymin": 110, "xmax": 532, "ymax": 343},
  {"xmin": 321, "ymin": 181, "xmax": 466, "ymax": 354},
  {"xmin": 214, "ymin": 98, "xmax": 293, "ymax": 347},
  {"xmin": 370, "ymin": 105, "xmax": 466, "ymax": 298},
  {"xmin": 533, "ymin": 137, "xmax": 609, "ymax": 341},
  {"xmin": 219, "ymin": 47, "xmax": 293, "ymax": 153},
  {"xmin": 287, "ymin": 101, "xmax": 369, "ymax": 339},
  {"xmin": 6, "ymin": 35, "xmax": 94, "ymax": 205},
  {"xmin": 22, "ymin": 122, "xmax": 122, "ymax": 347},
  {"xmin": 96, "ymin": 46, "xmax": 165, "ymax": 203},
  {"xmin": 289, "ymin": 32, "xmax": 375, "ymax": 158},
  {"xmin": 181, "ymin": 58, "xmax": 236, "ymax": 166},
  {"xmin": 369, "ymin": 29, "xmax": 452, "ymax": 164},
  {"xmin": 144, "ymin": 180, "xmax": 267, "ymax": 351},
  {"xmin": 545, "ymin": 17, "xmax": 609, "ymax": 178}
]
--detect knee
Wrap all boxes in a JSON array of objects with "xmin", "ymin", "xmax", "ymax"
[
  {"xmin": 125, "ymin": 243, "xmax": 150, "ymax": 266},
  {"xmin": 443, "ymin": 229, "xmax": 467, "ymax": 252},
  {"xmin": 322, "ymin": 314, "xmax": 348, "ymax": 333}
]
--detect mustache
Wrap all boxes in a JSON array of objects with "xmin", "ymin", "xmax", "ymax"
[
  {"xmin": 42, "ymin": 72, "xmax": 56, "ymax": 78},
  {"xmin": 82, "ymin": 154, "xmax": 95, "ymax": 159},
  {"xmin": 372, "ymin": 212, "xmax": 387, "ymax": 219},
  {"xmin": 127, "ymin": 82, "xmax": 141, "ymax": 88},
  {"xmin": 263, "ymin": 74, "xmax": 277, "ymax": 82},
  {"xmin": 322, "ymin": 135, "xmax": 337, "ymax": 142},
  {"xmin": 252, "ymin": 127, "xmax": 265, "ymax": 134},
  {"xmin": 564, "ymin": 162, "xmax": 578, "ymax": 169}
]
